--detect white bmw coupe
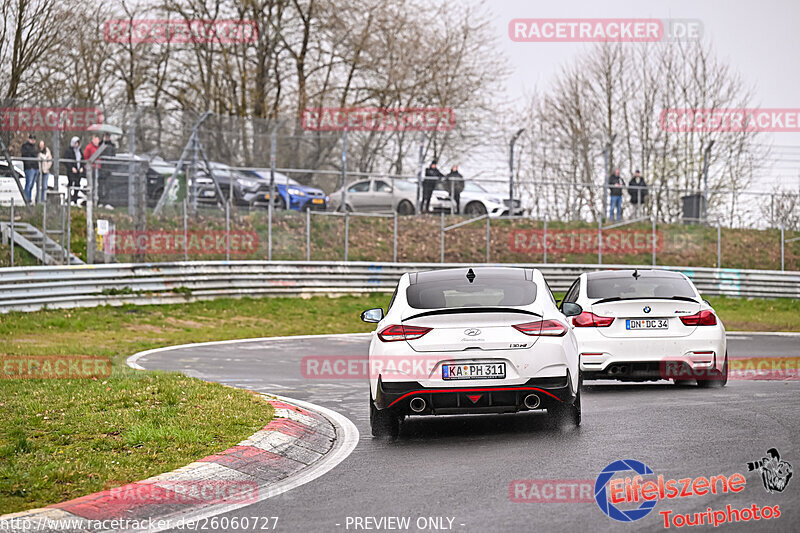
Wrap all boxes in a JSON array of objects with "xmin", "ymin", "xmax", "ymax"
[
  {"xmin": 361, "ymin": 266, "xmax": 583, "ymax": 438},
  {"xmin": 563, "ymin": 269, "xmax": 728, "ymax": 387}
]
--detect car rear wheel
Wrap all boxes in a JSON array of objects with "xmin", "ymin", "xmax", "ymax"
[
  {"xmin": 464, "ymin": 201, "xmax": 487, "ymax": 216},
  {"xmin": 396, "ymin": 200, "xmax": 415, "ymax": 215},
  {"xmin": 550, "ymin": 375, "xmax": 581, "ymax": 427},
  {"xmin": 370, "ymin": 395, "xmax": 400, "ymax": 438},
  {"xmin": 697, "ymin": 352, "xmax": 728, "ymax": 388}
]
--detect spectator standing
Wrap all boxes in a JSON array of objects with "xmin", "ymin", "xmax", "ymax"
[
  {"xmin": 98, "ymin": 133, "xmax": 116, "ymax": 204},
  {"xmin": 422, "ymin": 159, "xmax": 443, "ymax": 213},
  {"xmin": 63, "ymin": 136, "xmax": 85, "ymax": 205},
  {"xmin": 37, "ymin": 140, "xmax": 53, "ymax": 203},
  {"xmin": 20, "ymin": 133, "xmax": 39, "ymax": 203},
  {"xmin": 83, "ymin": 134, "xmax": 101, "ymax": 162},
  {"xmin": 446, "ymin": 165, "xmax": 464, "ymax": 214},
  {"xmin": 628, "ymin": 169, "xmax": 648, "ymax": 218},
  {"xmin": 607, "ymin": 168, "xmax": 625, "ymax": 222}
]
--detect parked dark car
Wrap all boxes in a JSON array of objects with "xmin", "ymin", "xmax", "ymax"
[
  {"xmin": 240, "ymin": 170, "xmax": 328, "ymax": 211},
  {"xmin": 193, "ymin": 162, "xmax": 272, "ymax": 209}
]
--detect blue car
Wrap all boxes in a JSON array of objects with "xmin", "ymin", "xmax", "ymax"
[{"xmin": 243, "ymin": 170, "xmax": 328, "ymax": 211}]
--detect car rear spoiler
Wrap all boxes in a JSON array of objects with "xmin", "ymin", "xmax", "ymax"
[{"xmin": 402, "ymin": 307, "xmax": 542, "ymax": 322}]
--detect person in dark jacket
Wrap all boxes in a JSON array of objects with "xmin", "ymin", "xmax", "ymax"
[
  {"xmin": 20, "ymin": 133, "xmax": 39, "ymax": 203},
  {"xmin": 422, "ymin": 159, "xmax": 443, "ymax": 213},
  {"xmin": 628, "ymin": 169, "xmax": 648, "ymax": 217},
  {"xmin": 607, "ymin": 168, "xmax": 625, "ymax": 222},
  {"xmin": 62, "ymin": 136, "xmax": 85, "ymax": 205},
  {"xmin": 446, "ymin": 165, "xmax": 464, "ymax": 214}
]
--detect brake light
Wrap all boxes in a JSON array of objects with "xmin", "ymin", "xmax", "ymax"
[
  {"xmin": 679, "ymin": 310, "xmax": 717, "ymax": 326},
  {"xmin": 513, "ymin": 320, "xmax": 568, "ymax": 337},
  {"xmin": 377, "ymin": 325, "xmax": 432, "ymax": 342},
  {"xmin": 572, "ymin": 312, "xmax": 614, "ymax": 327}
]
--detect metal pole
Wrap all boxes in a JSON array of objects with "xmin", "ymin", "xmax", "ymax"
[
  {"xmin": 486, "ymin": 216, "xmax": 490, "ymax": 263},
  {"xmin": 602, "ymin": 135, "xmax": 615, "ymax": 223},
  {"xmin": 9, "ymin": 198, "xmax": 14, "ymax": 267},
  {"xmin": 416, "ymin": 133, "xmax": 425, "ymax": 214},
  {"xmin": 440, "ymin": 211, "xmax": 445, "ymax": 263},
  {"xmin": 393, "ymin": 211, "xmax": 398, "ymax": 262},
  {"xmin": 306, "ymin": 208, "xmax": 311, "ymax": 261},
  {"xmin": 66, "ymin": 192, "xmax": 71, "ymax": 262},
  {"xmin": 86, "ymin": 166, "xmax": 94, "ymax": 264},
  {"xmin": 225, "ymin": 199, "xmax": 230, "ymax": 261},
  {"xmin": 128, "ymin": 110, "xmax": 139, "ymax": 215},
  {"xmin": 340, "ymin": 130, "xmax": 347, "ymax": 211},
  {"xmin": 183, "ymin": 198, "xmax": 188, "ymax": 261},
  {"xmin": 267, "ymin": 200, "xmax": 272, "ymax": 261},
  {"xmin": 598, "ymin": 220, "xmax": 603, "ymax": 265},
  {"xmin": 344, "ymin": 212, "xmax": 349, "ymax": 261},
  {"xmin": 717, "ymin": 222, "xmax": 721, "ymax": 269},
  {"xmin": 543, "ymin": 215, "xmax": 548, "ymax": 264},
  {"xmin": 702, "ymin": 141, "xmax": 715, "ymax": 223},
  {"xmin": 509, "ymin": 129, "xmax": 525, "ymax": 217},
  {"xmin": 652, "ymin": 216, "xmax": 656, "ymax": 266},
  {"xmin": 42, "ymin": 187, "xmax": 48, "ymax": 260},
  {"xmin": 781, "ymin": 226, "xmax": 785, "ymax": 271},
  {"xmin": 61, "ymin": 195, "xmax": 67, "ymax": 264}
]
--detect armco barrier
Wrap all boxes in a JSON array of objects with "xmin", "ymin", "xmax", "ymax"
[{"xmin": 0, "ymin": 261, "xmax": 798, "ymax": 313}]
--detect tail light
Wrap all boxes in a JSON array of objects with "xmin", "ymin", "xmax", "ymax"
[
  {"xmin": 377, "ymin": 325, "xmax": 432, "ymax": 342},
  {"xmin": 680, "ymin": 310, "xmax": 717, "ymax": 326},
  {"xmin": 513, "ymin": 320, "xmax": 568, "ymax": 337},
  {"xmin": 572, "ymin": 312, "xmax": 615, "ymax": 327}
]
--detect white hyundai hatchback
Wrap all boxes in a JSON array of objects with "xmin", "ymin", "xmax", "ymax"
[
  {"xmin": 563, "ymin": 269, "xmax": 727, "ymax": 387},
  {"xmin": 361, "ymin": 266, "xmax": 582, "ymax": 438}
]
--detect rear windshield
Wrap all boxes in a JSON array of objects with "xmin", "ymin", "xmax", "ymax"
[
  {"xmin": 406, "ymin": 277, "xmax": 537, "ymax": 309},
  {"xmin": 586, "ymin": 275, "xmax": 696, "ymax": 299}
]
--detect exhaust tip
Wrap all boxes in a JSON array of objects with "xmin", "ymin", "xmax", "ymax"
[
  {"xmin": 409, "ymin": 397, "xmax": 426, "ymax": 413},
  {"xmin": 523, "ymin": 394, "xmax": 541, "ymax": 409}
]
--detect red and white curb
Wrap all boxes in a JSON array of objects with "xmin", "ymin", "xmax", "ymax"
[{"xmin": 0, "ymin": 335, "xmax": 362, "ymax": 533}]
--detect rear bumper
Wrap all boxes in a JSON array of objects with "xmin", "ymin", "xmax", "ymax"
[{"xmin": 373, "ymin": 374, "xmax": 576, "ymax": 415}]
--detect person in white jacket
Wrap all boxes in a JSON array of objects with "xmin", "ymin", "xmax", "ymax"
[{"xmin": 37, "ymin": 140, "xmax": 54, "ymax": 203}]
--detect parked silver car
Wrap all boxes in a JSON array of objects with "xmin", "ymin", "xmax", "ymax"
[
  {"xmin": 438, "ymin": 180, "xmax": 523, "ymax": 217},
  {"xmin": 329, "ymin": 177, "xmax": 451, "ymax": 214}
]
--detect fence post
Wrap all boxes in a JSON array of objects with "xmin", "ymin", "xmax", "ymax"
[
  {"xmin": 440, "ymin": 211, "xmax": 445, "ymax": 263},
  {"xmin": 393, "ymin": 211, "xmax": 398, "ymax": 262},
  {"xmin": 267, "ymin": 197, "xmax": 272, "ymax": 261},
  {"xmin": 344, "ymin": 212, "xmax": 349, "ymax": 261},
  {"xmin": 86, "ymin": 166, "xmax": 94, "ymax": 264},
  {"xmin": 306, "ymin": 208, "xmax": 311, "ymax": 261},
  {"xmin": 486, "ymin": 216, "xmax": 490, "ymax": 263},
  {"xmin": 183, "ymin": 198, "xmax": 188, "ymax": 261},
  {"xmin": 225, "ymin": 199, "xmax": 230, "ymax": 261},
  {"xmin": 598, "ymin": 220, "xmax": 603, "ymax": 265},
  {"xmin": 543, "ymin": 215, "xmax": 548, "ymax": 264},
  {"xmin": 781, "ymin": 225, "xmax": 785, "ymax": 271},
  {"xmin": 66, "ymin": 194, "xmax": 71, "ymax": 263},
  {"xmin": 717, "ymin": 222, "xmax": 721, "ymax": 269},
  {"xmin": 61, "ymin": 195, "xmax": 67, "ymax": 265},
  {"xmin": 652, "ymin": 216, "xmax": 656, "ymax": 266},
  {"xmin": 9, "ymin": 198, "xmax": 14, "ymax": 267}
]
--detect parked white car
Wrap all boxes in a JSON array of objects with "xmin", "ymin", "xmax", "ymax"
[
  {"xmin": 563, "ymin": 269, "xmax": 727, "ymax": 387},
  {"xmin": 438, "ymin": 180, "xmax": 523, "ymax": 217},
  {"xmin": 0, "ymin": 160, "xmax": 74, "ymax": 206},
  {"xmin": 361, "ymin": 266, "xmax": 582, "ymax": 437}
]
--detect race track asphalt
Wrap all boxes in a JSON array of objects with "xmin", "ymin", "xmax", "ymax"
[{"xmin": 135, "ymin": 332, "xmax": 800, "ymax": 533}]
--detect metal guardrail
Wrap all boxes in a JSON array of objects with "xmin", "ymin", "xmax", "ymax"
[{"xmin": 0, "ymin": 261, "xmax": 797, "ymax": 313}]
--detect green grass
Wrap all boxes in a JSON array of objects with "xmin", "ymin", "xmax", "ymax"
[
  {"xmin": 0, "ymin": 294, "xmax": 388, "ymax": 515},
  {"xmin": 0, "ymin": 291, "xmax": 794, "ymax": 514}
]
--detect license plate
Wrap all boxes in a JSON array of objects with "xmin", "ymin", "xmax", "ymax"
[
  {"xmin": 442, "ymin": 362, "xmax": 505, "ymax": 380},
  {"xmin": 264, "ymin": 193, "xmax": 270, "ymax": 199},
  {"xmin": 202, "ymin": 190, "xmax": 215, "ymax": 197},
  {"xmin": 626, "ymin": 319, "xmax": 668, "ymax": 330},
  {"xmin": 311, "ymin": 198, "xmax": 324, "ymax": 204}
]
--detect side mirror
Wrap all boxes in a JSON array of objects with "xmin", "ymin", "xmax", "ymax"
[
  {"xmin": 561, "ymin": 302, "xmax": 583, "ymax": 318},
  {"xmin": 360, "ymin": 308, "xmax": 384, "ymax": 323}
]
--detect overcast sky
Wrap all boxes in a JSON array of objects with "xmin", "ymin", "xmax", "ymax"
[{"xmin": 470, "ymin": 0, "xmax": 800, "ymax": 191}]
